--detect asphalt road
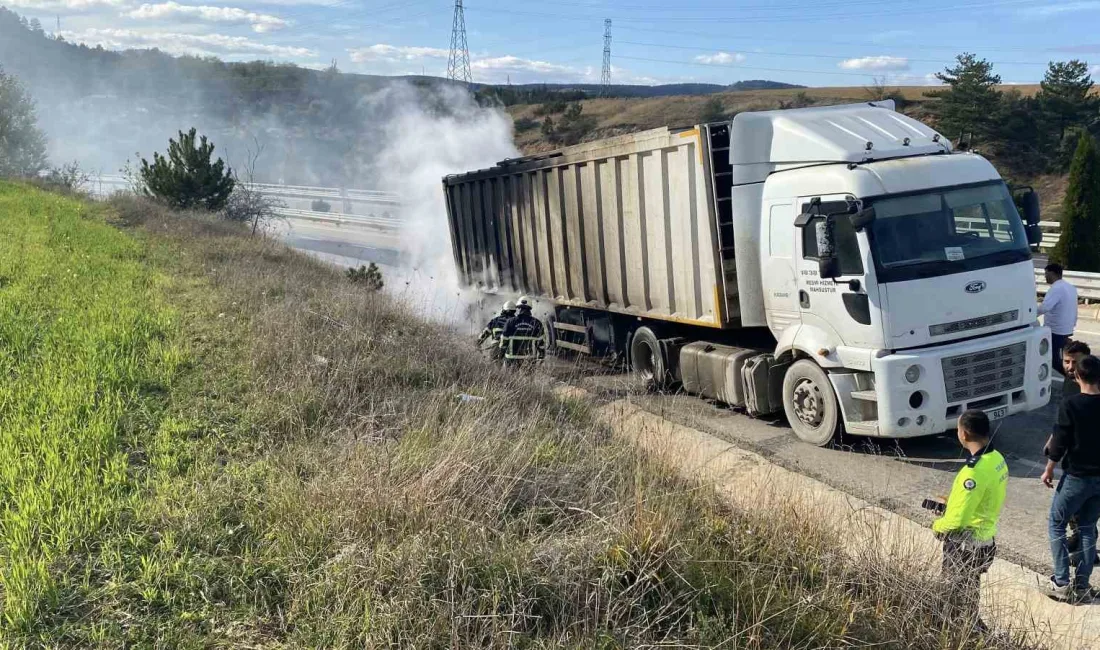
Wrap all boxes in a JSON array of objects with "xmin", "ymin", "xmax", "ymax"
[{"xmin": 544, "ymin": 354, "xmax": 1073, "ymax": 576}]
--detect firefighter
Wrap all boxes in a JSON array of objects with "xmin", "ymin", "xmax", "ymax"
[
  {"xmin": 932, "ymin": 409, "xmax": 1007, "ymax": 630},
  {"xmin": 478, "ymin": 301, "xmax": 515, "ymax": 360},
  {"xmin": 499, "ymin": 296, "xmax": 545, "ymax": 368}
]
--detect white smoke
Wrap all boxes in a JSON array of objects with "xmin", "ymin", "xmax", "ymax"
[{"xmin": 369, "ymin": 83, "xmax": 520, "ymax": 328}]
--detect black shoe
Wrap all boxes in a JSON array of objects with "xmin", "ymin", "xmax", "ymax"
[{"xmin": 1072, "ymin": 584, "xmax": 1099, "ymax": 603}]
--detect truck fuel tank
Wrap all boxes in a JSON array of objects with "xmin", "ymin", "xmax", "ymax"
[{"xmin": 680, "ymin": 342, "xmax": 759, "ymax": 407}]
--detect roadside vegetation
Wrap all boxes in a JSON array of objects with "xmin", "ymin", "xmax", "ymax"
[{"xmin": 0, "ymin": 181, "xmax": 1039, "ymax": 647}]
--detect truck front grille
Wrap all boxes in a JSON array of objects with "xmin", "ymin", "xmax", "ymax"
[
  {"xmin": 929, "ymin": 310, "xmax": 1018, "ymax": 337},
  {"xmin": 941, "ymin": 342, "xmax": 1027, "ymax": 403}
]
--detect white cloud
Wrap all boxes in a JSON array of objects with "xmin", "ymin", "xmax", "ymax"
[
  {"xmin": 881, "ymin": 72, "xmax": 941, "ymax": 86},
  {"xmin": 1091, "ymin": 64, "xmax": 1100, "ymax": 76},
  {"xmin": 126, "ymin": 2, "xmax": 289, "ymax": 33},
  {"xmin": 838, "ymin": 56, "xmax": 910, "ymax": 71},
  {"xmin": 694, "ymin": 51, "xmax": 744, "ymax": 65},
  {"xmin": 7, "ymin": 0, "xmax": 128, "ymax": 9},
  {"xmin": 347, "ymin": 44, "xmax": 449, "ymax": 63},
  {"xmin": 472, "ymin": 55, "xmax": 577, "ymax": 76},
  {"xmin": 1019, "ymin": 1, "xmax": 1100, "ymax": 15},
  {"xmin": 58, "ymin": 27, "xmax": 316, "ymax": 58}
]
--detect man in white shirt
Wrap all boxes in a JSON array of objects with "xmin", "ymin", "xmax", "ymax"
[{"xmin": 1039, "ymin": 263, "xmax": 1079, "ymax": 376}]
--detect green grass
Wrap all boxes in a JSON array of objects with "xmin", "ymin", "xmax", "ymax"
[
  {"xmin": 0, "ymin": 183, "xmax": 182, "ymax": 637},
  {"xmin": 0, "ymin": 186, "xmax": 1039, "ymax": 648}
]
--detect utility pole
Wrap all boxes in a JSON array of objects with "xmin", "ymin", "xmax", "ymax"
[
  {"xmin": 447, "ymin": 0, "xmax": 472, "ymax": 84},
  {"xmin": 600, "ymin": 19, "xmax": 612, "ymax": 96}
]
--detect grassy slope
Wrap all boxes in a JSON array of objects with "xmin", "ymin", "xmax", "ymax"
[{"xmin": 0, "ymin": 184, "xmax": 1034, "ymax": 648}]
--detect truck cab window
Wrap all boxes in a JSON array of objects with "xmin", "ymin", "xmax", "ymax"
[{"xmin": 801, "ymin": 212, "xmax": 864, "ymax": 276}]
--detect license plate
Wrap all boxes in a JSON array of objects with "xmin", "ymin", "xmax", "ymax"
[{"xmin": 987, "ymin": 407, "xmax": 1007, "ymax": 421}]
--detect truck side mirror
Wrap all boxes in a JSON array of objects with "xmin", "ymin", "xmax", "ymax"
[
  {"xmin": 1020, "ymin": 189, "xmax": 1040, "ymax": 226},
  {"xmin": 816, "ymin": 218, "xmax": 841, "ymax": 279}
]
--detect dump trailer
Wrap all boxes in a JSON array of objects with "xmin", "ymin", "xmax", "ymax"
[{"xmin": 443, "ymin": 101, "xmax": 1052, "ymax": 445}]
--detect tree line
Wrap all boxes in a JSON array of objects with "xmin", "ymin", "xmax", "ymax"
[{"xmin": 929, "ymin": 53, "xmax": 1097, "ymax": 176}]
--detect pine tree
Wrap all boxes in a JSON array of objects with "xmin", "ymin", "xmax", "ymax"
[
  {"xmin": 1051, "ymin": 132, "xmax": 1100, "ymax": 272},
  {"xmin": 140, "ymin": 128, "xmax": 235, "ymax": 211},
  {"xmin": 928, "ymin": 53, "xmax": 1002, "ymax": 145},
  {"xmin": 1037, "ymin": 60, "xmax": 1096, "ymax": 144}
]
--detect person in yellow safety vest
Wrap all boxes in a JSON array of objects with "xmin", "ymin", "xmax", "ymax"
[
  {"xmin": 499, "ymin": 296, "xmax": 545, "ymax": 367},
  {"xmin": 932, "ymin": 409, "xmax": 1008, "ymax": 629}
]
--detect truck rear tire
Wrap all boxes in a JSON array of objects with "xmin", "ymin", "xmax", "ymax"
[
  {"xmin": 782, "ymin": 359, "xmax": 840, "ymax": 446},
  {"xmin": 630, "ymin": 326, "xmax": 670, "ymax": 390}
]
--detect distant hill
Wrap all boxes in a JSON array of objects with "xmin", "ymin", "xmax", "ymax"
[{"xmin": 473, "ymin": 80, "xmax": 804, "ymax": 98}]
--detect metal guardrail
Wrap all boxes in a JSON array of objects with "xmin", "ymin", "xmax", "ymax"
[
  {"xmin": 274, "ymin": 207, "xmax": 400, "ymax": 230},
  {"xmin": 1034, "ymin": 269, "xmax": 1100, "ymax": 301}
]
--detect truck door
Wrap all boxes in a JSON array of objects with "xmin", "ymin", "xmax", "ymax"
[
  {"xmin": 795, "ymin": 195, "xmax": 880, "ymax": 352},
  {"xmin": 762, "ymin": 201, "xmax": 801, "ymax": 339}
]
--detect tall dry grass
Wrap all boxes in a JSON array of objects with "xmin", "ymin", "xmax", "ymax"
[{"xmin": 4, "ymin": 190, "xmax": 1038, "ymax": 647}]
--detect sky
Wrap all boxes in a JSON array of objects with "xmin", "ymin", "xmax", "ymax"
[{"xmin": 8, "ymin": 0, "xmax": 1100, "ymax": 87}]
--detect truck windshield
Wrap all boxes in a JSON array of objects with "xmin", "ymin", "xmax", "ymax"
[{"xmin": 866, "ymin": 181, "xmax": 1030, "ymax": 283}]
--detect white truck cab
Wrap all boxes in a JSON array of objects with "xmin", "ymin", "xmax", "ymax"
[{"xmin": 746, "ymin": 104, "xmax": 1051, "ymax": 442}]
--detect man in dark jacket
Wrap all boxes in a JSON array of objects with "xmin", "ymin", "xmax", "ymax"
[
  {"xmin": 1042, "ymin": 354, "xmax": 1100, "ymax": 602},
  {"xmin": 500, "ymin": 296, "xmax": 545, "ymax": 367}
]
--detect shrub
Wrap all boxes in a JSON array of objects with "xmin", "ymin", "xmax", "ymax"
[
  {"xmin": 310, "ymin": 198, "xmax": 331, "ymax": 212},
  {"xmin": 347, "ymin": 262, "xmax": 384, "ymax": 290},
  {"xmin": 513, "ymin": 116, "xmax": 539, "ymax": 133},
  {"xmin": 1051, "ymin": 132, "xmax": 1100, "ymax": 272},
  {"xmin": 139, "ymin": 128, "xmax": 235, "ymax": 211},
  {"xmin": 0, "ymin": 65, "xmax": 48, "ymax": 178}
]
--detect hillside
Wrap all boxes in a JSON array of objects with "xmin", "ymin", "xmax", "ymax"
[{"xmin": 0, "ymin": 181, "xmax": 1037, "ymax": 647}]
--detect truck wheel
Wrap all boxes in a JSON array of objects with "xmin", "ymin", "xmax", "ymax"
[
  {"xmin": 630, "ymin": 326, "xmax": 669, "ymax": 390},
  {"xmin": 782, "ymin": 359, "xmax": 840, "ymax": 446}
]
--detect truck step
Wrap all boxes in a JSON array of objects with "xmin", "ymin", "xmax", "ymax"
[
  {"xmin": 851, "ymin": 390, "xmax": 878, "ymax": 402},
  {"xmin": 552, "ymin": 322, "xmax": 587, "ymax": 334},
  {"xmin": 846, "ymin": 420, "xmax": 879, "ymax": 435},
  {"xmin": 555, "ymin": 340, "xmax": 592, "ymax": 354}
]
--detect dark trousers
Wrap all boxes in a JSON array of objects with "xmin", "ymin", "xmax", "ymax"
[
  {"xmin": 1049, "ymin": 473, "xmax": 1100, "ymax": 588},
  {"xmin": 942, "ymin": 536, "xmax": 996, "ymax": 623},
  {"xmin": 1052, "ymin": 333, "xmax": 1072, "ymax": 377}
]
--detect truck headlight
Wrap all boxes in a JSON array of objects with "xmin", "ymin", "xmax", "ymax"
[
  {"xmin": 1039, "ymin": 364, "xmax": 1049, "ymax": 381},
  {"xmin": 905, "ymin": 365, "xmax": 921, "ymax": 383},
  {"xmin": 1040, "ymin": 338, "xmax": 1050, "ymax": 356}
]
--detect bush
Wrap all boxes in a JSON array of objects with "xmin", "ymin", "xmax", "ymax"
[
  {"xmin": 533, "ymin": 98, "xmax": 569, "ymax": 116},
  {"xmin": 346, "ymin": 262, "xmax": 383, "ymax": 290},
  {"xmin": 0, "ymin": 65, "xmax": 47, "ymax": 178},
  {"xmin": 513, "ymin": 116, "xmax": 539, "ymax": 133},
  {"xmin": 1051, "ymin": 132, "xmax": 1100, "ymax": 271},
  {"xmin": 310, "ymin": 198, "xmax": 331, "ymax": 212},
  {"xmin": 221, "ymin": 182, "xmax": 284, "ymax": 235},
  {"xmin": 699, "ymin": 96, "xmax": 727, "ymax": 123},
  {"xmin": 139, "ymin": 128, "xmax": 235, "ymax": 211},
  {"xmin": 543, "ymin": 103, "xmax": 597, "ymax": 146}
]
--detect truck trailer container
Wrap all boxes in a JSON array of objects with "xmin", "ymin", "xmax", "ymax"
[{"xmin": 443, "ymin": 101, "xmax": 1052, "ymax": 445}]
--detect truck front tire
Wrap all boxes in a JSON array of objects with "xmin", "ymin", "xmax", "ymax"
[{"xmin": 782, "ymin": 359, "xmax": 840, "ymax": 446}]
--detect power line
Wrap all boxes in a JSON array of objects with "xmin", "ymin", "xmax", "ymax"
[
  {"xmin": 462, "ymin": 0, "xmax": 1042, "ymax": 25},
  {"xmin": 447, "ymin": 0, "xmax": 472, "ymax": 83},
  {"xmin": 600, "ymin": 18, "xmax": 612, "ymax": 95}
]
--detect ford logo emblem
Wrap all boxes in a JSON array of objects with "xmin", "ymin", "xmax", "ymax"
[{"xmin": 965, "ymin": 281, "xmax": 987, "ymax": 294}]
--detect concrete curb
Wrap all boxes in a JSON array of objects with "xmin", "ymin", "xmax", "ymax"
[{"xmin": 586, "ymin": 394, "xmax": 1100, "ymax": 649}]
